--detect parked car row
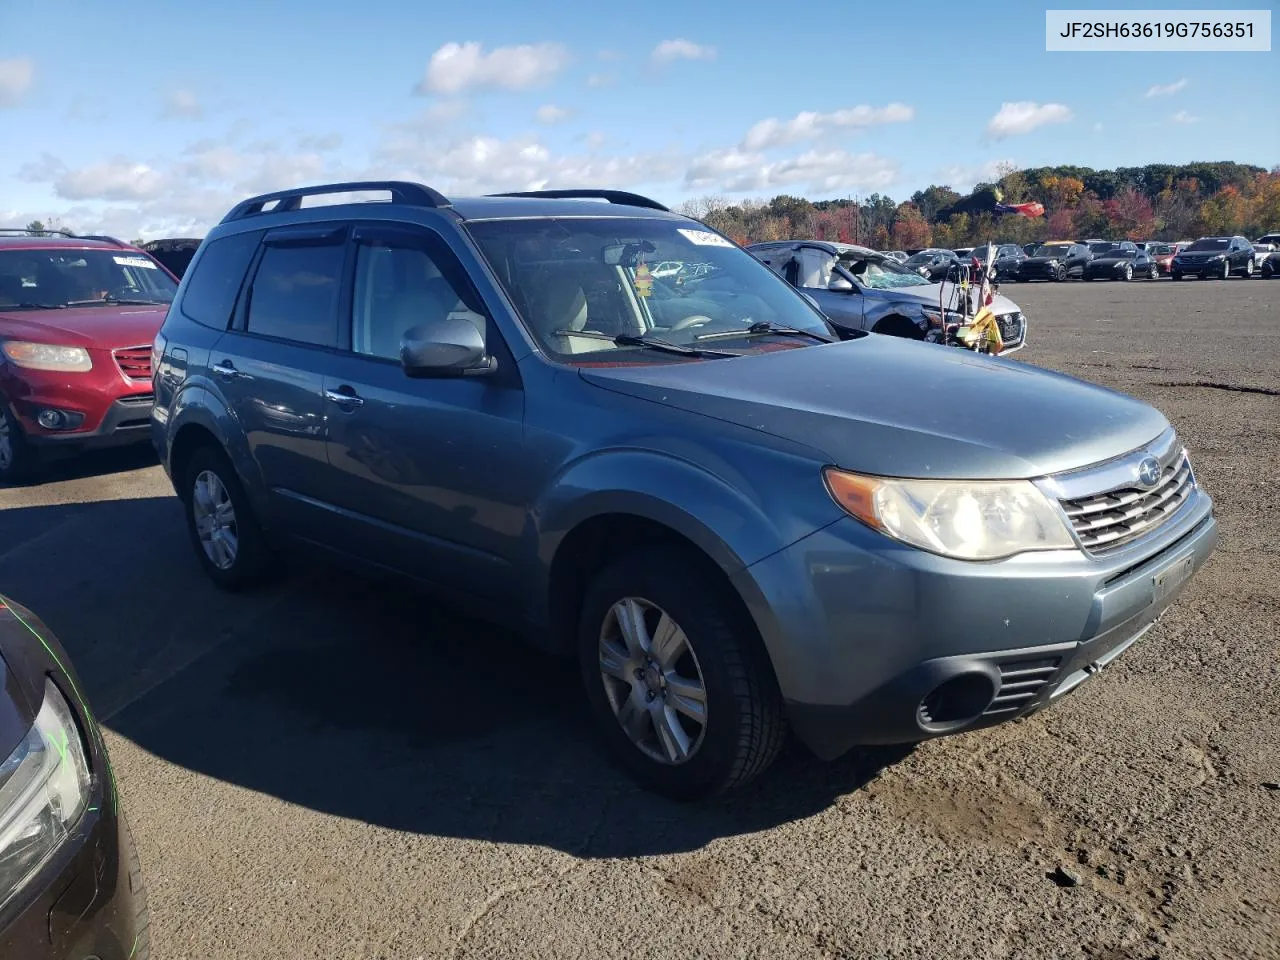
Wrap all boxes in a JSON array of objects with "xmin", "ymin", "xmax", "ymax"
[{"xmin": 884, "ymin": 234, "xmax": 1279, "ymax": 282}]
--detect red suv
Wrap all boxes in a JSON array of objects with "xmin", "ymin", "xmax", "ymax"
[{"xmin": 0, "ymin": 231, "xmax": 178, "ymax": 481}]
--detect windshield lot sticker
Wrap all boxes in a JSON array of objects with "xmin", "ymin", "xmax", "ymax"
[
  {"xmin": 113, "ymin": 256, "xmax": 157, "ymax": 269},
  {"xmin": 678, "ymin": 228, "xmax": 734, "ymax": 248},
  {"xmin": 634, "ymin": 261, "xmax": 653, "ymax": 297}
]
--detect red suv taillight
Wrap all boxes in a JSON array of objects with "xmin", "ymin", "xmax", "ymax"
[{"xmin": 151, "ymin": 333, "xmax": 167, "ymax": 385}]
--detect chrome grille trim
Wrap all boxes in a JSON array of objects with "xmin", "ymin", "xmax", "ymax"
[{"xmin": 1039, "ymin": 428, "xmax": 1197, "ymax": 555}]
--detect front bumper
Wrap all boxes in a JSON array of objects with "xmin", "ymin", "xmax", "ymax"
[
  {"xmin": 733, "ymin": 488, "xmax": 1217, "ymax": 760},
  {"xmin": 13, "ymin": 396, "xmax": 153, "ymax": 452},
  {"xmin": 1173, "ymin": 260, "xmax": 1224, "ymax": 276},
  {"xmin": 0, "ymin": 780, "xmax": 141, "ymax": 960}
]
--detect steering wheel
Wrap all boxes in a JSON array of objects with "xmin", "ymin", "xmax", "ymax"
[{"xmin": 669, "ymin": 314, "xmax": 714, "ymax": 332}]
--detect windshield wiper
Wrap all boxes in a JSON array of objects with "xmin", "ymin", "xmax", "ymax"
[
  {"xmin": 8, "ymin": 302, "xmax": 62, "ymax": 310},
  {"xmin": 552, "ymin": 329, "xmax": 739, "ymax": 358},
  {"xmin": 694, "ymin": 321, "xmax": 834, "ymax": 344},
  {"xmin": 64, "ymin": 296, "xmax": 169, "ymax": 306}
]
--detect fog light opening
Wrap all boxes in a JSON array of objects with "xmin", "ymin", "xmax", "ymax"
[{"xmin": 917, "ymin": 673, "xmax": 996, "ymax": 732}]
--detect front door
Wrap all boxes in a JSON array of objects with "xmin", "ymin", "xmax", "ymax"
[
  {"xmin": 795, "ymin": 249, "xmax": 865, "ymax": 330},
  {"xmin": 210, "ymin": 223, "xmax": 348, "ymax": 531},
  {"xmin": 319, "ymin": 222, "xmax": 528, "ymax": 602}
]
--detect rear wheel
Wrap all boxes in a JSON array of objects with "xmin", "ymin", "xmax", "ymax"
[
  {"xmin": 181, "ymin": 445, "xmax": 276, "ymax": 590},
  {"xmin": 577, "ymin": 546, "xmax": 785, "ymax": 800},
  {"xmin": 0, "ymin": 404, "xmax": 39, "ymax": 485}
]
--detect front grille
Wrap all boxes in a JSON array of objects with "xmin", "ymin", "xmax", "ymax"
[
  {"xmin": 113, "ymin": 345, "xmax": 152, "ymax": 382},
  {"xmin": 997, "ymin": 312, "xmax": 1024, "ymax": 346},
  {"xmin": 117, "ymin": 393, "xmax": 154, "ymax": 406},
  {"xmin": 983, "ymin": 656, "xmax": 1061, "ymax": 717},
  {"xmin": 1060, "ymin": 451, "xmax": 1194, "ymax": 552}
]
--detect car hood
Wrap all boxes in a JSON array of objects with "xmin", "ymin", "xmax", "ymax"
[
  {"xmin": 579, "ymin": 336, "xmax": 1167, "ymax": 480},
  {"xmin": 860, "ymin": 283, "xmax": 1022, "ymax": 315},
  {"xmin": 1174, "ymin": 250, "xmax": 1223, "ymax": 260},
  {"xmin": 0, "ymin": 598, "xmax": 41, "ymax": 765},
  {"xmin": 1023, "ymin": 255, "xmax": 1068, "ymax": 265},
  {"xmin": 1091, "ymin": 256, "xmax": 1134, "ymax": 266},
  {"xmin": 0, "ymin": 304, "xmax": 168, "ymax": 349}
]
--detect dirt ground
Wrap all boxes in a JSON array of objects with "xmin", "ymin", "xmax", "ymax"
[{"xmin": 0, "ymin": 276, "xmax": 1276, "ymax": 960}]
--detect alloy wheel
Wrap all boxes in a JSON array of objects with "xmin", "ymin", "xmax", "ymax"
[
  {"xmin": 598, "ymin": 597, "xmax": 708, "ymax": 765},
  {"xmin": 1124, "ymin": 265, "xmax": 1133, "ymax": 280},
  {"xmin": 1222, "ymin": 260, "xmax": 1231, "ymax": 279},
  {"xmin": 191, "ymin": 469, "xmax": 239, "ymax": 570}
]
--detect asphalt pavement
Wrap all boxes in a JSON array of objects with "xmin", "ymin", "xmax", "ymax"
[{"xmin": 0, "ymin": 276, "xmax": 1276, "ymax": 960}]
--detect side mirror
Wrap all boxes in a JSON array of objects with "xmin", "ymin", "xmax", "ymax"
[
  {"xmin": 400, "ymin": 317, "xmax": 494, "ymax": 378},
  {"xmin": 827, "ymin": 276, "xmax": 854, "ymax": 292}
]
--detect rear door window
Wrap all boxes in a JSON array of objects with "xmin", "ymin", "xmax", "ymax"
[{"xmin": 244, "ymin": 230, "xmax": 346, "ymax": 348}]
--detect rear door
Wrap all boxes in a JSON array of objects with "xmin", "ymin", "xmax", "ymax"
[{"xmin": 210, "ymin": 222, "xmax": 348, "ymax": 531}]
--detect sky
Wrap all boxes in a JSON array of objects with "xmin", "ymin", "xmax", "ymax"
[{"xmin": 0, "ymin": 0, "xmax": 1275, "ymax": 240}]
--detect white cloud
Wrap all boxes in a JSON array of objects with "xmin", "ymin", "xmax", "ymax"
[
  {"xmin": 586, "ymin": 72, "xmax": 615, "ymax": 88},
  {"xmin": 535, "ymin": 104, "xmax": 570, "ymax": 124},
  {"xmin": 985, "ymin": 101, "xmax": 1073, "ymax": 139},
  {"xmin": 162, "ymin": 89, "xmax": 203, "ymax": 120},
  {"xmin": 585, "ymin": 131, "xmax": 607, "ymax": 150},
  {"xmin": 19, "ymin": 154, "xmax": 170, "ymax": 202},
  {"xmin": 417, "ymin": 41, "xmax": 569, "ymax": 94},
  {"xmin": 1172, "ymin": 110, "xmax": 1200, "ymax": 124},
  {"xmin": 686, "ymin": 148, "xmax": 898, "ymax": 193},
  {"xmin": 1146, "ymin": 78, "xmax": 1188, "ymax": 97},
  {"xmin": 0, "ymin": 57, "xmax": 34, "ymax": 107},
  {"xmin": 651, "ymin": 39, "xmax": 716, "ymax": 63},
  {"xmin": 742, "ymin": 103, "xmax": 914, "ymax": 150},
  {"xmin": 935, "ymin": 159, "xmax": 1016, "ymax": 192}
]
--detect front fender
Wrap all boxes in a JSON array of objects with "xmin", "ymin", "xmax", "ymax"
[{"xmin": 526, "ymin": 446, "xmax": 839, "ymax": 626}]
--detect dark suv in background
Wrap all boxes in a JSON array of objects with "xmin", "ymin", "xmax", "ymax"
[
  {"xmin": 1019, "ymin": 241, "xmax": 1091, "ymax": 281},
  {"xmin": 152, "ymin": 180, "xmax": 1216, "ymax": 799}
]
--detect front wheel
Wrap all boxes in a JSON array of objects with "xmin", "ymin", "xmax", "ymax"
[
  {"xmin": 577, "ymin": 547, "xmax": 785, "ymax": 800},
  {"xmin": 181, "ymin": 445, "xmax": 276, "ymax": 590},
  {"xmin": 1220, "ymin": 260, "xmax": 1231, "ymax": 280},
  {"xmin": 0, "ymin": 404, "xmax": 39, "ymax": 485},
  {"xmin": 1054, "ymin": 265, "xmax": 1067, "ymax": 282},
  {"xmin": 1149, "ymin": 264, "xmax": 1159, "ymax": 279},
  {"xmin": 1172, "ymin": 271, "xmax": 1184, "ymax": 281},
  {"xmin": 1264, "ymin": 261, "xmax": 1276, "ymax": 279},
  {"xmin": 1123, "ymin": 265, "xmax": 1133, "ymax": 281},
  {"xmin": 1244, "ymin": 259, "xmax": 1254, "ymax": 278}
]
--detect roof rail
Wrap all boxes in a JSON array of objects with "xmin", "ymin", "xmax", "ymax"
[
  {"xmin": 220, "ymin": 180, "xmax": 452, "ymax": 223},
  {"xmin": 0, "ymin": 226, "xmax": 76, "ymax": 238},
  {"xmin": 488, "ymin": 189, "xmax": 670, "ymax": 212},
  {"xmin": 75, "ymin": 234, "xmax": 127, "ymax": 246}
]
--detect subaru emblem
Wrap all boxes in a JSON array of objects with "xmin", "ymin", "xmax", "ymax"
[{"xmin": 1137, "ymin": 456, "xmax": 1161, "ymax": 488}]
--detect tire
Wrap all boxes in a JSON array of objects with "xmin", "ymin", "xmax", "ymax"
[
  {"xmin": 577, "ymin": 546, "xmax": 785, "ymax": 801},
  {"xmin": 1244, "ymin": 259, "xmax": 1254, "ymax": 278},
  {"xmin": 180, "ymin": 445, "xmax": 275, "ymax": 590},
  {"xmin": 121, "ymin": 816, "xmax": 151, "ymax": 960},
  {"xmin": 1220, "ymin": 260, "xmax": 1231, "ymax": 280},
  {"xmin": 1054, "ymin": 265, "xmax": 1067, "ymax": 282},
  {"xmin": 1149, "ymin": 264, "xmax": 1159, "ymax": 280},
  {"xmin": 1172, "ymin": 271, "xmax": 1184, "ymax": 281},
  {"xmin": 0, "ymin": 403, "xmax": 39, "ymax": 485},
  {"xmin": 1123, "ymin": 265, "xmax": 1133, "ymax": 281},
  {"xmin": 1265, "ymin": 261, "xmax": 1276, "ymax": 279}
]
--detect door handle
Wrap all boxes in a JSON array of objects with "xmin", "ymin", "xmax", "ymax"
[
  {"xmin": 324, "ymin": 387, "xmax": 364, "ymax": 408},
  {"xmin": 212, "ymin": 361, "xmax": 239, "ymax": 379}
]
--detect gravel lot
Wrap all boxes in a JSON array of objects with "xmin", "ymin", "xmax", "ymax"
[{"xmin": 1, "ymin": 277, "xmax": 1276, "ymax": 960}]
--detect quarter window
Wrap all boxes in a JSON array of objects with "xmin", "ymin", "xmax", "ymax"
[
  {"xmin": 245, "ymin": 242, "xmax": 344, "ymax": 347},
  {"xmin": 180, "ymin": 231, "xmax": 261, "ymax": 329}
]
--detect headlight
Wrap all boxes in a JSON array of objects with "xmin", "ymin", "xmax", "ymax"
[
  {"xmin": 1, "ymin": 342, "xmax": 93, "ymax": 373},
  {"xmin": 919, "ymin": 307, "xmax": 965, "ymax": 328},
  {"xmin": 1207, "ymin": 254, "xmax": 1224, "ymax": 261},
  {"xmin": 0, "ymin": 679, "xmax": 91, "ymax": 908},
  {"xmin": 823, "ymin": 469, "xmax": 1076, "ymax": 560}
]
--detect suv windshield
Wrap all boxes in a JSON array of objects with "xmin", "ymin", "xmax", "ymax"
[
  {"xmin": 1035, "ymin": 244, "xmax": 1073, "ymax": 257},
  {"xmin": 466, "ymin": 218, "xmax": 834, "ymax": 360},
  {"xmin": 1088, "ymin": 242, "xmax": 1117, "ymax": 253},
  {"xmin": 0, "ymin": 248, "xmax": 177, "ymax": 308},
  {"xmin": 1186, "ymin": 238, "xmax": 1230, "ymax": 251},
  {"xmin": 844, "ymin": 254, "xmax": 932, "ymax": 288}
]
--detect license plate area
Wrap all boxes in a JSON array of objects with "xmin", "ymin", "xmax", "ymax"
[{"xmin": 1153, "ymin": 554, "xmax": 1194, "ymax": 603}]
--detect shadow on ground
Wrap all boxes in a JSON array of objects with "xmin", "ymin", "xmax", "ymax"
[
  {"xmin": 0, "ymin": 443, "xmax": 158, "ymax": 490},
  {"xmin": 0, "ymin": 496, "xmax": 909, "ymax": 858}
]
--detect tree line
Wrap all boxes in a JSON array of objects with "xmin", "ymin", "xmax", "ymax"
[{"xmin": 677, "ymin": 161, "xmax": 1280, "ymax": 250}]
